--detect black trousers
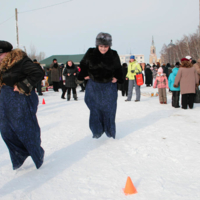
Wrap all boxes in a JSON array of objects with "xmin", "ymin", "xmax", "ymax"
[
  {"xmin": 36, "ymin": 81, "xmax": 42, "ymax": 94},
  {"xmin": 67, "ymin": 88, "xmax": 76, "ymax": 95},
  {"xmin": 122, "ymin": 90, "xmax": 128, "ymax": 96},
  {"xmin": 80, "ymin": 83, "xmax": 85, "ymax": 91},
  {"xmin": 53, "ymin": 82, "xmax": 59, "ymax": 91},
  {"xmin": 181, "ymin": 93, "xmax": 195, "ymax": 109},
  {"xmin": 172, "ymin": 91, "xmax": 180, "ymax": 108}
]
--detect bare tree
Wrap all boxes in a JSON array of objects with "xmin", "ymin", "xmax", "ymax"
[
  {"xmin": 27, "ymin": 44, "xmax": 46, "ymax": 62},
  {"xmin": 160, "ymin": 26, "xmax": 200, "ymax": 64}
]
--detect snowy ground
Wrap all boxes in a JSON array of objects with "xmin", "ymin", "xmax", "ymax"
[{"xmin": 0, "ymin": 85, "xmax": 200, "ymax": 200}]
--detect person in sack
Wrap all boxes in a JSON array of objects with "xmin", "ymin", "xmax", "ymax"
[
  {"xmin": 50, "ymin": 58, "xmax": 60, "ymax": 92},
  {"xmin": 125, "ymin": 55, "xmax": 142, "ymax": 102},
  {"xmin": 168, "ymin": 62, "xmax": 181, "ymax": 108},
  {"xmin": 145, "ymin": 63, "xmax": 153, "ymax": 87},
  {"xmin": 77, "ymin": 32, "xmax": 123, "ymax": 139},
  {"xmin": 63, "ymin": 60, "xmax": 78, "ymax": 101},
  {"xmin": 153, "ymin": 67, "xmax": 168, "ymax": 104},
  {"xmin": 0, "ymin": 40, "xmax": 45, "ymax": 170},
  {"xmin": 174, "ymin": 58, "xmax": 199, "ymax": 109}
]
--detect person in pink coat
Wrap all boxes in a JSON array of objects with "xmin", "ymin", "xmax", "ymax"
[{"xmin": 153, "ymin": 67, "xmax": 169, "ymax": 104}]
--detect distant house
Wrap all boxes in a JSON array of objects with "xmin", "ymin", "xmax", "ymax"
[{"xmin": 40, "ymin": 54, "xmax": 84, "ymax": 68}]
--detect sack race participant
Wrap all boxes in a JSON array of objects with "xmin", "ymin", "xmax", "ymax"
[
  {"xmin": 0, "ymin": 41, "xmax": 45, "ymax": 170},
  {"xmin": 78, "ymin": 32, "xmax": 123, "ymax": 139}
]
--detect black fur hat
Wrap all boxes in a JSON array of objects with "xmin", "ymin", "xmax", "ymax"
[
  {"xmin": 0, "ymin": 40, "xmax": 13, "ymax": 53},
  {"xmin": 96, "ymin": 32, "xmax": 112, "ymax": 46}
]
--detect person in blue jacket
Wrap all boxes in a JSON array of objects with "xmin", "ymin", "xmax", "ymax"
[{"xmin": 168, "ymin": 62, "xmax": 181, "ymax": 108}]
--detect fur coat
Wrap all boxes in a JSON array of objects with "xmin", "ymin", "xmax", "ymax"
[
  {"xmin": 0, "ymin": 49, "xmax": 44, "ymax": 95},
  {"xmin": 78, "ymin": 48, "xmax": 123, "ymax": 84}
]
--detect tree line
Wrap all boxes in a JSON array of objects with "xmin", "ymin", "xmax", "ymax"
[{"xmin": 160, "ymin": 27, "xmax": 200, "ymax": 65}]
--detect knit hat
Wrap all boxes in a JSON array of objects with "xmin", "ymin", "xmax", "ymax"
[
  {"xmin": 130, "ymin": 55, "xmax": 135, "ymax": 59},
  {"xmin": 33, "ymin": 59, "xmax": 37, "ymax": 62},
  {"xmin": 158, "ymin": 67, "xmax": 163, "ymax": 73},
  {"xmin": 96, "ymin": 32, "xmax": 112, "ymax": 46},
  {"xmin": 181, "ymin": 58, "xmax": 189, "ymax": 62},
  {"xmin": 0, "ymin": 40, "xmax": 13, "ymax": 53}
]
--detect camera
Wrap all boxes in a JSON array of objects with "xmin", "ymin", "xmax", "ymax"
[{"xmin": 131, "ymin": 70, "xmax": 135, "ymax": 73}]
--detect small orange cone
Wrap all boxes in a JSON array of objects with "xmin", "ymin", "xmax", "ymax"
[
  {"xmin": 42, "ymin": 98, "xmax": 46, "ymax": 105},
  {"xmin": 123, "ymin": 176, "xmax": 137, "ymax": 195}
]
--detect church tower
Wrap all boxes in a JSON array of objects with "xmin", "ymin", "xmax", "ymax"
[{"xmin": 149, "ymin": 36, "xmax": 157, "ymax": 65}]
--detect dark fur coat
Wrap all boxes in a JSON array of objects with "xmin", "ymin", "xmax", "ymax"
[
  {"xmin": 0, "ymin": 49, "xmax": 44, "ymax": 95},
  {"xmin": 78, "ymin": 48, "xmax": 123, "ymax": 84}
]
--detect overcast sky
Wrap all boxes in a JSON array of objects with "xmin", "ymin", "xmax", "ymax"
[{"xmin": 0, "ymin": 0, "xmax": 199, "ymax": 62}]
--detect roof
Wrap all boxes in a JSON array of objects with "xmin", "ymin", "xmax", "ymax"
[
  {"xmin": 168, "ymin": 40, "xmax": 175, "ymax": 48},
  {"xmin": 40, "ymin": 54, "xmax": 84, "ymax": 67}
]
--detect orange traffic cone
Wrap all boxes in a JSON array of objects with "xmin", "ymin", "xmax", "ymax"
[
  {"xmin": 123, "ymin": 176, "xmax": 137, "ymax": 195},
  {"xmin": 42, "ymin": 98, "xmax": 46, "ymax": 105}
]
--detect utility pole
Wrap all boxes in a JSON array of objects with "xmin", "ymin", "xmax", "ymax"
[{"xmin": 15, "ymin": 8, "xmax": 19, "ymax": 48}]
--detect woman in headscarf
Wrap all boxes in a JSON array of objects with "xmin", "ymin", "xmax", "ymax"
[
  {"xmin": 78, "ymin": 32, "xmax": 123, "ymax": 139},
  {"xmin": 0, "ymin": 40, "xmax": 45, "ymax": 170}
]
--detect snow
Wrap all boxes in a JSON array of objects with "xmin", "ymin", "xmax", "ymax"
[{"xmin": 0, "ymin": 85, "xmax": 200, "ymax": 200}]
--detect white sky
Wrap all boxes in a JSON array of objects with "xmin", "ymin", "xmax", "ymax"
[{"xmin": 0, "ymin": 0, "xmax": 199, "ymax": 62}]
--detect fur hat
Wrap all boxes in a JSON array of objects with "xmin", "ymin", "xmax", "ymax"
[
  {"xmin": 96, "ymin": 32, "xmax": 112, "ymax": 46},
  {"xmin": 0, "ymin": 40, "xmax": 13, "ymax": 53},
  {"xmin": 158, "ymin": 67, "xmax": 163, "ymax": 73}
]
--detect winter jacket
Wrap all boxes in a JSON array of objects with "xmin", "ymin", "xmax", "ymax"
[
  {"xmin": 152, "ymin": 68, "xmax": 157, "ymax": 79},
  {"xmin": 168, "ymin": 67, "xmax": 180, "ymax": 91},
  {"xmin": 164, "ymin": 65, "xmax": 170, "ymax": 78},
  {"xmin": 145, "ymin": 67, "xmax": 153, "ymax": 85},
  {"xmin": 0, "ymin": 49, "xmax": 44, "ymax": 95},
  {"xmin": 153, "ymin": 73, "xmax": 169, "ymax": 89},
  {"xmin": 193, "ymin": 59, "xmax": 200, "ymax": 82},
  {"xmin": 174, "ymin": 66, "xmax": 199, "ymax": 95},
  {"xmin": 50, "ymin": 62, "xmax": 60, "ymax": 82},
  {"xmin": 118, "ymin": 66, "xmax": 128, "ymax": 91},
  {"xmin": 126, "ymin": 61, "xmax": 142, "ymax": 80},
  {"xmin": 63, "ymin": 62, "xmax": 78, "ymax": 88},
  {"xmin": 78, "ymin": 48, "xmax": 123, "ymax": 84}
]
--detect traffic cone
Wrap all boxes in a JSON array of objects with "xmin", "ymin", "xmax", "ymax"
[
  {"xmin": 42, "ymin": 98, "xmax": 46, "ymax": 105},
  {"xmin": 123, "ymin": 176, "xmax": 137, "ymax": 195}
]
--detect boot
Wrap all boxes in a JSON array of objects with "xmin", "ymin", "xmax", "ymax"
[
  {"xmin": 61, "ymin": 93, "xmax": 66, "ymax": 99},
  {"xmin": 67, "ymin": 94, "xmax": 70, "ymax": 101},
  {"xmin": 73, "ymin": 94, "xmax": 78, "ymax": 101}
]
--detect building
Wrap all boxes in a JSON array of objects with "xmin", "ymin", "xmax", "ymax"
[
  {"xmin": 40, "ymin": 54, "xmax": 84, "ymax": 68},
  {"xmin": 149, "ymin": 36, "xmax": 157, "ymax": 65},
  {"xmin": 119, "ymin": 54, "xmax": 145, "ymax": 65}
]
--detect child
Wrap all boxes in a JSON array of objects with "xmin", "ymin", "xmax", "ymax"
[
  {"xmin": 168, "ymin": 62, "xmax": 180, "ymax": 108},
  {"xmin": 153, "ymin": 67, "xmax": 169, "ymax": 104}
]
